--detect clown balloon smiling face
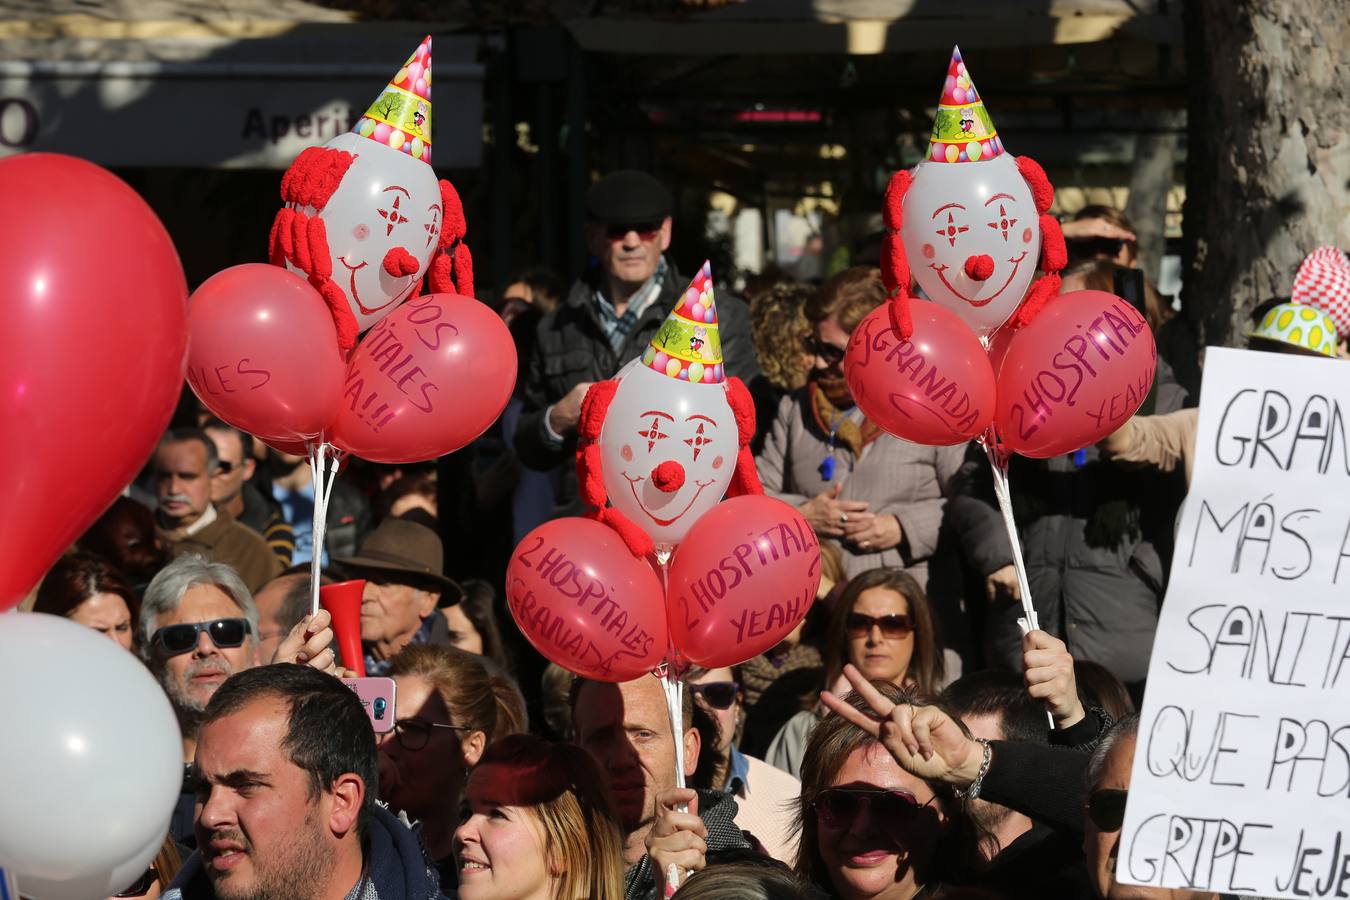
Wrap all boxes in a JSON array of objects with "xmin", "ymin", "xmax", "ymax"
[
  {"xmin": 600, "ymin": 362, "xmax": 738, "ymax": 549},
  {"xmin": 298, "ymin": 131, "xmax": 441, "ymax": 332},
  {"xmin": 903, "ymin": 153, "xmax": 1039, "ymax": 338}
]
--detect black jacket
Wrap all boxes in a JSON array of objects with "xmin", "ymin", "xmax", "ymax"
[
  {"xmin": 514, "ymin": 261, "xmax": 761, "ymax": 478},
  {"xmin": 166, "ymin": 803, "xmax": 448, "ymax": 900}
]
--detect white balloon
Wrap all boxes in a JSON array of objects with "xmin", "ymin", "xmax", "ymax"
[
  {"xmin": 0, "ymin": 613, "xmax": 182, "ymax": 900},
  {"xmin": 599, "ymin": 362, "xmax": 739, "ymax": 552},
  {"xmin": 288, "ymin": 132, "xmax": 442, "ymax": 335},
  {"xmin": 901, "ymin": 153, "xmax": 1042, "ymax": 340}
]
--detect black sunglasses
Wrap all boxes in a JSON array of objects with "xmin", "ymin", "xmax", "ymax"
[
  {"xmin": 846, "ymin": 612, "xmax": 915, "ymax": 639},
  {"xmin": 604, "ymin": 222, "xmax": 662, "ymax": 241},
  {"xmin": 152, "ymin": 617, "xmax": 252, "ymax": 656},
  {"xmin": 803, "ymin": 335, "xmax": 847, "ymax": 367},
  {"xmin": 1087, "ymin": 788, "xmax": 1128, "ymax": 833},
  {"xmin": 392, "ymin": 717, "xmax": 471, "ymax": 752},
  {"xmin": 113, "ymin": 865, "xmax": 157, "ymax": 897},
  {"xmin": 689, "ymin": 681, "xmax": 740, "ymax": 710},
  {"xmin": 214, "ymin": 459, "xmax": 240, "ymax": 474},
  {"xmin": 813, "ymin": 787, "xmax": 932, "ymax": 828}
]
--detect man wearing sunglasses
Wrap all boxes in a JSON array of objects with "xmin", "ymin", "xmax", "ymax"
[
  {"xmin": 154, "ymin": 428, "xmax": 282, "ymax": 593},
  {"xmin": 141, "ymin": 554, "xmax": 343, "ymax": 845},
  {"xmin": 687, "ymin": 666, "xmax": 801, "ymax": 865},
  {"xmin": 203, "ymin": 420, "xmax": 294, "ymax": 566},
  {"xmin": 512, "ymin": 169, "xmax": 761, "ymax": 503}
]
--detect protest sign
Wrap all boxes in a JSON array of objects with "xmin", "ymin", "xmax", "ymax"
[{"xmin": 1119, "ymin": 347, "xmax": 1350, "ymax": 898}]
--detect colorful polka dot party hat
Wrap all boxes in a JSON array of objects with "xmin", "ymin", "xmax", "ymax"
[
  {"xmin": 641, "ymin": 261, "xmax": 725, "ymax": 384},
  {"xmin": 352, "ymin": 36, "xmax": 433, "ymax": 164},
  {"xmin": 927, "ymin": 45, "xmax": 1005, "ymax": 165}
]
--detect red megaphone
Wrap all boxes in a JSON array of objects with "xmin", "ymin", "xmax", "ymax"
[{"xmin": 320, "ymin": 579, "xmax": 367, "ymax": 678}]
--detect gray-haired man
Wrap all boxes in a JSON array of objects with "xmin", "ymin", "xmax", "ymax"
[{"xmin": 142, "ymin": 554, "xmax": 339, "ymax": 846}]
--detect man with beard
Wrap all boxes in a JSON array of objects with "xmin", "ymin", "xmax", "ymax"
[
  {"xmin": 154, "ymin": 428, "xmax": 282, "ymax": 592},
  {"xmin": 141, "ymin": 555, "xmax": 340, "ymax": 845},
  {"xmin": 164, "ymin": 664, "xmax": 447, "ymax": 900}
]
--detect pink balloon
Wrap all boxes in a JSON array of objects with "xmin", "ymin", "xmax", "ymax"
[
  {"xmin": 993, "ymin": 290, "xmax": 1157, "ymax": 458},
  {"xmin": 843, "ymin": 303, "xmax": 996, "ymax": 446},
  {"xmin": 331, "ymin": 293, "xmax": 517, "ymax": 463},
  {"xmin": 187, "ymin": 265, "xmax": 346, "ymax": 444},
  {"xmin": 507, "ymin": 518, "xmax": 668, "ymax": 681},
  {"xmin": 666, "ymin": 496, "xmax": 821, "ymax": 668}
]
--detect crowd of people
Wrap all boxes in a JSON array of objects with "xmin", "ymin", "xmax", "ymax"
[{"xmin": 21, "ymin": 165, "xmax": 1347, "ymax": 900}]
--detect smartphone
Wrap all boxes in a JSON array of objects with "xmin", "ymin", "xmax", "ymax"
[
  {"xmin": 342, "ymin": 676, "xmax": 397, "ymax": 733},
  {"xmin": 1113, "ymin": 266, "xmax": 1147, "ymax": 318},
  {"xmin": 1112, "ymin": 267, "xmax": 1158, "ymax": 415}
]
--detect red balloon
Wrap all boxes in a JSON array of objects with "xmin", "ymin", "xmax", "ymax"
[
  {"xmin": 844, "ymin": 303, "xmax": 996, "ymax": 446},
  {"xmin": 0, "ymin": 155, "xmax": 187, "ymax": 610},
  {"xmin": 666, "ymin": 496, "xmax": 821, "ymax": 668},
  {"xmin": 187, "ymin": 265, "xmax": 346, "ymax": 444},
  {"xmin": 332, "ymin": 293, "xmax": 516, "ymax": 463},
  {"xmin": 506, "ymin": 518, "xmax": 667, "ymax": 681},
  {"xmin": 993, "ymin": 290, "xmax": 1157, "ymax": 458}
]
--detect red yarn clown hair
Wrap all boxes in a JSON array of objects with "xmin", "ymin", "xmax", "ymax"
[
  {"xmin": 879, "ymin": 157, "xmax": 1066, "ymax": 340},
  {"xmin": 269, "ymin": 148, "xmax": 475, "ymax": 352},
  {"xmin": 574, "ymin": 376, "xmax": 763, "ymax": 559}
]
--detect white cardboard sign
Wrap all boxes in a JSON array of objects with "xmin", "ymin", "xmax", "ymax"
[{"xmin": 1119, "ymin": 346, "xmax": 1350, "ymax": 898}]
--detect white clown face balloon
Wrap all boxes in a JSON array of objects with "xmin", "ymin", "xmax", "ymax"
[
  {"xmin": 902, "ymin": 153, "xmax": 1041, "ymax": 340},
  {"xmin": 600, "ymin": 362, "xmax": 739, "ymax": 551},
  {"xmin": 288, "ymin": 132, "xmax": 442, "ymax": 335}
]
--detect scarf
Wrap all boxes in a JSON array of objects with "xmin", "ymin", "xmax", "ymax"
[{"xmin": 808, "ymin": 382, "xmax": 882, "ymax": 457}]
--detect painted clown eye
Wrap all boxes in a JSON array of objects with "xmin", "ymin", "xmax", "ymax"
[
  {"xmin": 377, "ymin": 188, "xmax": 411, "ymax": 237},
  {"xmin": 638, "ymin": 411, "xmax": 673, "ymax": 452},
  {"xmin": 934, "ymin": 210, "xmax": 969, "ymax": 247},
  {"xmin": 985, "ymin": 200, "xmax": 1018, "ymax": 242},
  {"xmin": 683, "ymin": 416, "xmax": 717, "ymax": 462}
]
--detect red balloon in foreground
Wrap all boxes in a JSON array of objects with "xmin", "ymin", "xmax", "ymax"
[
  {"xmin": 187, "ymin": 264, "xmax": 346, "ymax": 444},
  {"xmin": 332, "ymin": 293, "xmax": 517, "ymax": 463},
  {"xmin": 993, "ymin": 290, "xmax": 1157, "ymax": 458},
  {"xmin": 506, "ymin": 518, "xmax": 667, "ymax": 682},
  {"xmin": 0, "ymin": 154, "xmax": 187, "ymax": 610},
  {"xmin": 667, "ymin": 496, "xmax": 821, "ymax": 668},
  {"xmin": 844, "ymin": 303, "xmax": 996, "ymax": 446}
]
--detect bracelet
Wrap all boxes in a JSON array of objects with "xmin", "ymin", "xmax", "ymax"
[{"xmin": 952, "ymin": 738, "xmax": 992, "ymax": 801}]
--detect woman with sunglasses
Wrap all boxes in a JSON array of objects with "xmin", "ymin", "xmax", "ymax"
[
  {"xmin": 768, "ymin": 568, "xmax": 945, "ymax": 777},
  {"xmin": 107, "ymin": 835, "xmax": 183, "ymax": 900},
  {"xmin": 688, "ymin": 666, "xmax": 803, "ymax": 863},
  {"xmin": 756, "ymin": 266, "xmax": 967, "ymax": 584},
  {"xmin": 453, "ymin": 733, "xmax": 625, "ymax": 900},
  {"xmin": 795, "ymin": 678, "xmax": 981, "ymax": 899},
  {"xmin": 378, "ymin": 644, "xmax": 527, "ymax": 886}
]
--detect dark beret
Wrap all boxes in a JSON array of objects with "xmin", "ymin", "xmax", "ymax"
[{"xmin": 585, "ymin": 170, "xmax": 673, "ymax": 225}]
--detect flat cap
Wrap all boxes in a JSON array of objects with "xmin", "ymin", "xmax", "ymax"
[{"xmin": 585, "ymin": 169, "xmax": 673, "ymax": 225}]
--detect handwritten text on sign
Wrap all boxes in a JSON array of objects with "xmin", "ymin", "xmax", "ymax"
[{"xmin": 1119, "ymin": 347, "xmax": 1350, "ymax": 899}]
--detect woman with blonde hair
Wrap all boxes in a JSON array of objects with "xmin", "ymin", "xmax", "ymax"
[
  {"xmin": 455, "ymin": 733, "xmax": 626, "ymax": 900},
  {"xmin": 378, "ymin": 644, "xmax": 527, "ymax": 884}
]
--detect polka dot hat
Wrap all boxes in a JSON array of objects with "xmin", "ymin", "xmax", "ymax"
[
  {"xmin": 352, "ymin": 36, "xmax": 433, "ymax": 165},
  {"xmin": 640, "ymin": 260, "xmax": 726, "ymax": 384}
]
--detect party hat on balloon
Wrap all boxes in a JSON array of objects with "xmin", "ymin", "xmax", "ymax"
[
  {"xmin": 927, "ymin": 45, "xmax": 1004, "ymax": 164},
  {"xmin": 352, "ymin": 35, "xmax": 434, "ymax": 164},
  {"xmin": 641, "ymin": 261, "xmax": 725, "ymax": 384}
]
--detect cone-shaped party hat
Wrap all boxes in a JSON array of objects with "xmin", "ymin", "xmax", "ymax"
[
  {"xmin": 353, "ymin": 36, "xmax": 433, "ymax": 164},
  {"xmin": 927, "ymin": 45, "xmax": 1004, "ymax": 164},
  {"xmin": 641, "ymin": 261, "xmax": 725, "ymax": 384}
]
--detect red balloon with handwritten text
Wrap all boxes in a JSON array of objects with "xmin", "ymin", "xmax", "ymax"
[
  {"xmin": 666, "ymin": 496, "xmax": 821, "ymax": 668},
  {"xmin": 187, "ymin": 264, "xmax": 346, "ymax": 444},
  {"xmin": 507, "ymin": 518, "xmax": 668, "ymax": 682},
  {"xmin": 992, "ymin": 290, "xmax": 1157, "ymax": 458},
  {"xmin": 331, "ymin": 293, "xmax": 516, "ymax": 463},
  {"xmin": 843, "ymin": 303, "xmax": 996, "ymax": 446}
]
